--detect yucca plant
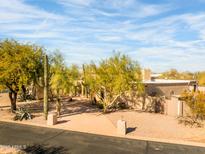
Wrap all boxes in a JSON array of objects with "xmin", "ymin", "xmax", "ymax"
[{"xmin": 13, "ymin": 107, "xmax": 33, "ymax": 121}]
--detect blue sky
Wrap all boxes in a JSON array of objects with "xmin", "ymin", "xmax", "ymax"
[{"xmin": 0, "ymin": 0, "xmax": 205, "ymax": 72}]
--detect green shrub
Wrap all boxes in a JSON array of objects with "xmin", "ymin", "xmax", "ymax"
[{"xmin": 181, "ymin": 91, "xmax": 205, "ymax": 120}]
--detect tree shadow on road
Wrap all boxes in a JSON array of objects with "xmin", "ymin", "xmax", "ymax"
[{"xmin": 22, "ymin": 144, "xmax": 70, "ymax": 154}]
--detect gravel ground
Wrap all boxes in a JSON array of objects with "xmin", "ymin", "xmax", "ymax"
[{"xmin": 105, "ymin": 110, "xmax": 205, "ymax": 142}]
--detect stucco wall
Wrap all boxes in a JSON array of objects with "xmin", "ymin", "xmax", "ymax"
[
  {"xmin": 145, "ymin": 83, "xmax": 189, "ymax": 98},
  {"xmin": 165, "ymin": 96, "xmax": 192, "ymax": 117},
  {"xmin": 166, "ymin": 97, "xmax": 182, "ymax": 117}
]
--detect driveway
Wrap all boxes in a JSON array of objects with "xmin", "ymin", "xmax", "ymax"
[{"xmin": 0, "ymin": 121, "xmax": 205, "ymax": 154}]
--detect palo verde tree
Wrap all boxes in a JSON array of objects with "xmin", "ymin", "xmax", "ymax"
[
  {"xmin": 83, "ymin": 62, "xmax": 98, "ymax": 103},
  {"xmin": 0, "ymin": 39, "xmax": 44, "ymax": 112},
  {"xmin": 181, "ymin": 91, "xmax": 205, "ymax": 120},
  {"xmin": 50, "ymin": 51, "xmax": 80, "ymax": 116},
  {"xmin": 50, "ymin": 51, "xmax": 67, "ymax": 116},
  {"xmin": 161, "ymin": 69, "xmax": 195, "ymax": 80},
  {"xmin": 195, "ymin": 71, "xmax": 205, "ymax": 86},
  {"xmin": 84, "ymin": 52, "xmax": 143, "ymax": 112},
  {"xmin": 160, "ymin": 69, "xmax": 205, "ymax": 86},
  {"xmin": 66, "ymin": 64, "xmax": 80, "ymax": 95}
]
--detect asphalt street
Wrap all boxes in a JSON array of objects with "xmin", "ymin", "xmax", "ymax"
[{"xmin": 0, "ymin": 121, "xmax": 205, "ymax": 154}]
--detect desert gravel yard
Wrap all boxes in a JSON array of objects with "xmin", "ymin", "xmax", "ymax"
[
  {"xmin": 105, "ymin": 111, "xmax": 205, "ymax": 142},
  {"xmin": 1, "ymin": 93, "xmax": 205, "ymax": 144}
]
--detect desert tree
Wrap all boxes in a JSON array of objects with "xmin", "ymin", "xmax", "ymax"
[
  {"xmin": 0, "ymin": 39, "xmax": 44, "ymax": 112},
  {"xmin": 84, "ymin": 52, "xmax": 143, "ymax": 112},
  {"xmin": 161, "ymin": 69, "xmax": 195, "ymax": 80},
  {"xmin": 83, "ymin": 62, "xmax": 98, "ymax": 103},
  {"xmin": 195, "ymin": 72, "xmax": 205, "ymax": 86},
  {"xmin": 181, "ymin": 91, "xmax": 205, "ymax": 120},
  {"xmin": 50, "ymin": 51, "xmax": 80, "ymax": 116}
]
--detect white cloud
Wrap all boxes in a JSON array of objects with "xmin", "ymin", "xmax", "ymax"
[
  {"xmin": 96, "ymin": 35, "xmax": 122, "ymax": 42},
  {"xmin": 58, "ymin": 0, "xmax": 93, "ymax": 7},
  {"xmin": 57, "ymin": 0, "xmax": 171, "ymax": 18},
  {"xmin": 11, "ymin": 31, "xmax": 62, "ymax": 39},
  {"xmin": 183, "ymin": 14, "xmax": 205, "ymax": 39},
  {"xmin": 128, "ymin": 45, "xmax": 205, "ymax": 72},
  {"xmin": 0, "ymin": 0, "xmax": 67, "ymax": 40},
  {"xmin": 0, "ymin": 0, "xmax": 64, "ymax": 22},
  {"xmin": 105, "ymin": 0, "xmax": 135, "ymax": 8}
]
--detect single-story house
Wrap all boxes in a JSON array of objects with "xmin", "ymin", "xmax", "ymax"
[
  {"xmin": 142, "ymin": 69, "xmax": 198, "ymax": 117},
  {"xmin": 142, "ymin": 69, "xmax": 198, "ymax": 99}
]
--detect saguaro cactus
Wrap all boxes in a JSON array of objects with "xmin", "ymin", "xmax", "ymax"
[
  {"xmin": 82, "ymin": 64, "xmax": 88, "ymax": 97},
  {"xmin": 44, "ymin": 54, "xmax": 49, "ymax": 119}
]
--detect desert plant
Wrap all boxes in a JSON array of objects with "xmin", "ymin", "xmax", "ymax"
[
  {"xmin": 179, "ymin": 91, "xmax": 205, "ymax": 127},
  {"xmin": 178, "ymin": 116, "xmax": 203, "ymax": 128},
  {"xmin": 13, "ymin": 107, "xmax": 33, "ymax": 121},
  {"xmin": 0, "ymin": 39, "xmax": 44, "ymax": 112},
  {"xmin": 180, "ymin": 91, "xmax": 205, "ymax": 120},
  {"xmin": 18, "ymin": 91, "xmax": 35, "ymax": 102},
  {"xmin": 56, "ymin": 97, "xmax": 61, "ymax": 117},
  {"xmin": 44, "ymin": 54, "xmax": 49, "ymax": 120},
  {"xmin": 84, "ymin": 53, "xmax": 143, "ymax": 112},
  {"xmin": 195, "ymin": 71, "xmax": 205, "ymax": 86},
  {"xmin": 49, "ymin": 51, "xmax": 80, "ymax": 116}
]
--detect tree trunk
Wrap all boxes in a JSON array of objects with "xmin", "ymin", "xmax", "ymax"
[
  {"xmin": 74, "ymin": 86, "xmax": 77, "ymax": 96},
  {"xmin": 142, "ymin": 94, "xmax": 146, "ymax": 110},
  {"xmin": 44, "ymin": 54, "xmax": 49, "ymax": 120},
  {"xmin": 56, "ymin": 92, "xmax": 61, "ymax": 117},
  {"xmin": 90, "ymin": 92, "xmax": 97, "ymax": 105},
  {"xmin": 9, "ymin": 91, "xmax": 17, "ymax": 112},
  {"xmin": 21, "ymin": 85, "xmax": 27, "ymax": 101},
  {"xmin": 81, "ymin": 83, "xmax": 84, "ymax": 97}
]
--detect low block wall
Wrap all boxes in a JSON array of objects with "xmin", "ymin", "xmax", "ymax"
[{"xmin": 165, "ymin": 96, "xmax": 191, "ymax": 117}]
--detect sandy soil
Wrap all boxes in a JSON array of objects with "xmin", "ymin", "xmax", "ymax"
[
  {"xmin": 0, "ymin": 93, "xmax": 10, "ymax": 108},
  {"xmin": 1, "ymin": 93, "xmax": 205, "ymax": 145},
  {"xmin": 105, "ymin": 111, "xmax": 205, "ymax": 142}
]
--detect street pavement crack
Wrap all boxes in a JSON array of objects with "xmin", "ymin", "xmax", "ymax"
[{"xmin": 41, "ymin": 130, "xmax": 66, "ymax": 144}]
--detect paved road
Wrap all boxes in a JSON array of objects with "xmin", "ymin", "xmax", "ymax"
[{"xmin": 0, "ymin": 121, "xmax": 205, "ymax": 154}]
